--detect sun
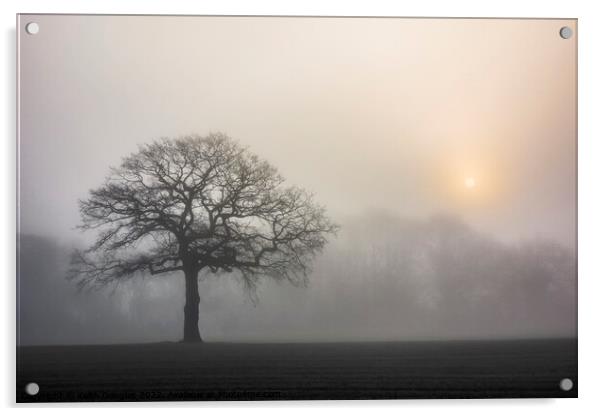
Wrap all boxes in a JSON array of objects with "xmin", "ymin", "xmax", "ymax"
[{"xmin": 464, "ymin": 177, "xmax": 476, "ymax": 189}]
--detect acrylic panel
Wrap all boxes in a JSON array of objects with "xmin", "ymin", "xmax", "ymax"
[{"xmin": 16, "ymin": 15, "xmax": 577, "ymax": 402}]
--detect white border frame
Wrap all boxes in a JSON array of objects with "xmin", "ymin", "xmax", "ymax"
[{"xmin": 3, "ymin": 1, "xmax": 601, "ymax": 415}]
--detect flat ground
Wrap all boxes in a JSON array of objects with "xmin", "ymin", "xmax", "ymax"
[{"xmin": 16, "ymin": 339, "xmax": 577, "ymax": 402}]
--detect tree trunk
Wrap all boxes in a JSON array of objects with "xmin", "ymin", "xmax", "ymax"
[{"xmin": 182, "ymin": 267, "xmax": 202, "ymax": 343}]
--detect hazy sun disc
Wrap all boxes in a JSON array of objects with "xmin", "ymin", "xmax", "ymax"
[{"xmin": 464, "ymin": 177, "xmax": 476, "ymax": 189}]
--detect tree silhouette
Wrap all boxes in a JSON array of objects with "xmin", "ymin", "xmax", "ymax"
[{"xmin": 69, "ymin": 133, "xmax": 338, "ymax": 342}]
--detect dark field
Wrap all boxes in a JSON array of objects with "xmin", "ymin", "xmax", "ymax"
[{"xmin": 16, "ymin": 339, "xmax": 577, "ymax": 402}]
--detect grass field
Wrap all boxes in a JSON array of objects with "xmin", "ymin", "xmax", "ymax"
[{"xmin": 16, "ymin": 338, "xmax": 577, "ymax": 402}]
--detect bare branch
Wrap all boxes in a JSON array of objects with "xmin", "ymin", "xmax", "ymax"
[{"xmin": 70, "ymin": 133, "xmax": 338, "ymax": 296}]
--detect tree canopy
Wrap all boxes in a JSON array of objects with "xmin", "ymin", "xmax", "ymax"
[{"xmin": 69, "ymin": 133, "xmax": 338, "ymax": 295}]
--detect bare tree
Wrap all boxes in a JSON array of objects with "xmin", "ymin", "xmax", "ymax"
[{"xmin": 69, "ymin": 133, "xmax": 338, "ymax": 342}]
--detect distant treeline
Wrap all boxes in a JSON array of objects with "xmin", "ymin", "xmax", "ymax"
[{"xmin": 17, "ymin": 213, "xmax": 575, "ymax": 345}]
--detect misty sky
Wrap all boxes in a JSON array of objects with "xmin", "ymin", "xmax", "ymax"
[
  {"xmin": 17, "ymin": 16, "xmax": 577, "ymax": 344},
  {"xmin": 19, "ymin": 16, "xmax": 576, "ymax": 246}
]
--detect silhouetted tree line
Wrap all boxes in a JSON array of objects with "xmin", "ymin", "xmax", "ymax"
[{"xmin": 18, "ymin": 212, "xmax": 575, "ymax": 344}]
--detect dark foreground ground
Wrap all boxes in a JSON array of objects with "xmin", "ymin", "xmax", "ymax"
[{"xmin": 17, "ymin": 338, "xmax": 577, "ymax": 402}]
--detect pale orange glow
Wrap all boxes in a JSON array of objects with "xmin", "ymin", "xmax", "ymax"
[{"xmin": 464, "ymin": 177, "xmax": 476, "ymax": 189}]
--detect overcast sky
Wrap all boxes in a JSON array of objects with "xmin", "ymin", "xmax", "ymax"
[{"xmin": 19, "ymin": 16, "xmax": 576, "ymax": 247}]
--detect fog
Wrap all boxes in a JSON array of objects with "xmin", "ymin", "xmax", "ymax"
[
  {"xmin": 18, "ymin": 213, "xmax": 575, "ymax": 345},
  {"xmin": 17, "ymin": 16, "xmax": 576, "ymax": 344}
]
